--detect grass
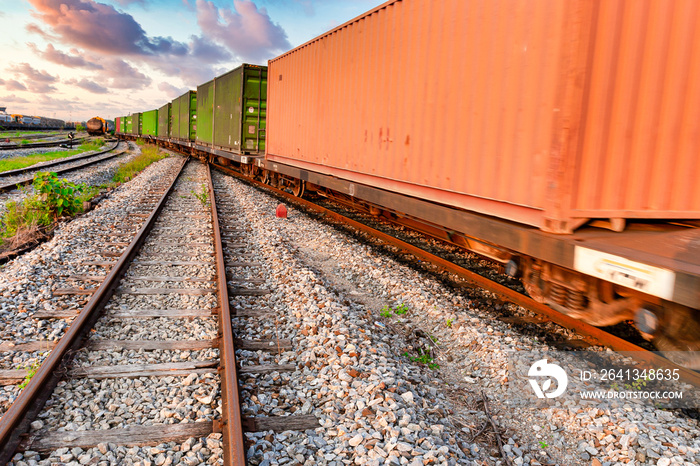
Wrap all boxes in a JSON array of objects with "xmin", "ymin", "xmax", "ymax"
[
  {"xmin": 18, "ymin": 361, "xmax": 41, "ymax": 389},
  {"xmin": 112, "ymin": 144, "xmax": 166, "ymax": 183},
  {"xmin": 0, "ymin": 138, "xmax": 106, "ymax": 173}
]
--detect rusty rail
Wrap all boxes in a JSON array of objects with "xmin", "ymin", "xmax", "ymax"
[
  {"xmin": 0, "ymin": 156, "xmax": 189, "ymax": 463},
  {"xmin": 206, "ymin": 164, "xmax": 246, "ymax": 464},
  {"xmin": 213, "ymin": 162, "xmax": 700, "ymax": 389}
]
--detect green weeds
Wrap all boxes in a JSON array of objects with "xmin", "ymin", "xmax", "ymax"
[
  {"xmin": 1, "ymin": 172, "xmax": 92, "ymax": 249},
  {"xmin": 192, "ymin": 183, "xmax": 209, "ymax": 207},
  {"xmin": 378, "ymin": 302, "xmax": 410, "ymax": 318},
  {"xmin": 112, "ymin": 145, "xmax": 165, "ymax": 183},
  {"xmin": 18, "ymin": 361, "xmax": 41, "ymax": 389},
  {"xmin": 404, "ymin": 350, "xmax": 439, "ymax": 370}
]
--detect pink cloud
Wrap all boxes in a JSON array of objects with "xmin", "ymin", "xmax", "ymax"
[
  {"xmin": 28, "ymin": 0, "xmax": 187, "ymax": 56},
  {"xmin": 66, "ymin": 78, "xmax": 109, "ymax": 94},
  {"xmin": 196, "ymin": 0, "xmax": 291, "ymax": 62},
  {"xmin": 8, "ymin": 63, "xmax": 57, "ymax": 83},
  {"xmin": 28, "ymin": 43, "xmax": 103, "ymax": 70},
  {"xmin": 0, "ymin": 95, "xmax": 30, "ymax": 104},
  {"xmin": 158, "ymin": 82, "xmax": 188, "ymax": 99},
  {"xmin": 0, "ymin": 79, "xmax": 28, "ymax": 92}
]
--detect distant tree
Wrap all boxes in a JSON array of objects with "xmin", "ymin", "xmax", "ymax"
[{"xmin": 76, "ymin": 123, "xmax": 85, "ymax": 132}]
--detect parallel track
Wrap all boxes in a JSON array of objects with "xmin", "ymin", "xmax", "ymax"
[
  {"xmin": 0, "ymin": 137, "xmax": 87, "ymax": 151},
  {"xmin": 0, "ymin": 141, "xmax": 127, "ymax": 193},
  {"xmin": 212, "ymin": 162, "xmax": 700, "ymax": 390}
]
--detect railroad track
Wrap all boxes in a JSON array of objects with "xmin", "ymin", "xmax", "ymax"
[
  {"xmin": 213, "ymin": 163, "xmax": 700, "ymax": 390},
  {"xmin": 0, "ymin": 158, "xmax": 321, "ymax": 464},
  {"xmin": 0, "ymin": 138, "xmax": 87, "ymax": 151},
  {"xmin": 0, "ymin": 141, "xmax": 126, "ymax": 193}
]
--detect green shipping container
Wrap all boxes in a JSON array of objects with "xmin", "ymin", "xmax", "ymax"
[
  {"xmin": 158, "ymin": 103, "xmax": 171, "ymax": 137},
  {"xmin": 171, "ymin": 91, "xmax": 197, "ymax": 141},
  {"xmin": 142, "ymin": 109, "xmax": 158, "ymax": 136},
  {"xmin": 130, "ymin": 112, "xmax": 141, "ymax": 135},
  {"xmin": 196, "ymin": 63, "xmax": 267, "ymax": 154},
  {"xmin": 125, "ymin": 115, "xmax": 133, "ymax": 134}
]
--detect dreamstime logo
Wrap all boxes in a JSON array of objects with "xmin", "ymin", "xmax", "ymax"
[{"xmin": 528, "ymin": 359, "xmax": 568, "ymax": 398}]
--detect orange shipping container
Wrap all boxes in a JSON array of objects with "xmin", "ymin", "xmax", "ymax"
[{"xmin": 266, "ymin": 0, "xmax": 700, "ymax": 233}]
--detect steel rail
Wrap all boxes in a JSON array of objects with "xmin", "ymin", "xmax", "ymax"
[
  {"xmin": 0, "ymin": 141, "xmax": 120, "ymax": 178},
  {"xmin": 0, "ymin": 155, "xmax": 189, "ymax": 464},
  {"xmin": 0, "ymin": 137, "xmax": 87, "ymax": 151},
  {"xmin": 206, "ymin": 164, "xmax": 246, "ymax": 465},
  {"xmin": 0, "ymin": 141, "xmax": 128, "ymax": 193},
  {"xmin": 212, "ymin": 163, "xmax": 700, "ymax": 389}
]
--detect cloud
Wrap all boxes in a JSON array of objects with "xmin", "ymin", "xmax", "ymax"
[
  {"xmin": 196, "ymin": 0, "xmax": 291, "ymax": 62},
  {"xmin": 0, "ymin": 79, "xmax": 28, "ymax": 92},
  {"xmin": 0, "ymin": 95, "xmax": 30, "ymax": 104},
  {"xmin": 101, "ymin": 58, "xmax": 152, "ymax": 89},
  {"xmin": 158, "ymin": 82, "xmax": 188, "ymax": 99},
  {"xmin": 6, "ymin": 63, "xmax": 58, "ymax": 93},
  {"xmin": 8, "ymin": 63, "xmax": 57, "ymax": 83},
  {"xmin": 28, "ymin": 43, "xmax": 103, "ymax": 70},
  {"xmin": 28, "ymin": 0, "xmax": 187, "ymax": 56},
  {"xmin": 112, "ymin": 0, "xmax": 146, "ymax": 5},
  {"xmin": 66, "ymin": 78, "xmax": 109, "ymax": 94},
  {"xmin": 189, "ymin": 35, "xmax": 231, "ymax": 63}
]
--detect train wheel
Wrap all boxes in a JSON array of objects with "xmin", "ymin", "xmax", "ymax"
[
  {"xmin": 645, "ymin": 303, "xmax": 700, "ymax": 369},
  {"xmin": 261, "ymin": 170, "xmax": 270, "ymax": 185},
  {"xmin": 291, "ymin": 179, "xmax": 306, "ymax": 198}
]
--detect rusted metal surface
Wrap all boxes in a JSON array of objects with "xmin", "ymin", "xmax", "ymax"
[
  {"xmin": 213, "ymin": 162, "xmax": 700, "ymax": 388},
  {"xmin": 205, "ymin": 164, "xmax": 246, "ymax": 465},
  {"xmin": 572, "ymin": 0, "xmax": 700, "ymax": 219},
  {"xmin": 267, "ymin": 0, "xmax": 700, "ymax": 233},
  {"xmin": 0, "ymin": 156, "xmax": 189, "ymax": 464}
]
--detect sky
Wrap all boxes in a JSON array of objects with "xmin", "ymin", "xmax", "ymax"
[{"xmin": 0, "ymin": 0, "xmax": 383, "ymax": 122}]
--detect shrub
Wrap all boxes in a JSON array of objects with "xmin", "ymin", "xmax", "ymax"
[{"xmin": 33, "ymin": 172, "xmax": 85, "ymax": 218}]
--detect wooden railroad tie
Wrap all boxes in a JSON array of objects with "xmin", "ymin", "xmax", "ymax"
[{"xmin": 20, "ymin": 415, "xmax": 320, "ymax": 451}]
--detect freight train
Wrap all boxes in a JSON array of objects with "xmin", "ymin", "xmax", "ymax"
[
  {"xmin": 0, "ymin": 113, "xmax": 66, "ymax": 129},
  {"xmin": 117, "ymin": 0, "xmax": 700, "ymax": 367}
]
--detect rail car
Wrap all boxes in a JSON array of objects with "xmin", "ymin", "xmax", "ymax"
[
  {"xmin": 86, "ymin": 116, "xmax": 114, "ymax": 136},
  {"xmin": 0, "ymin": 113, "xmax": 66, "ymax": 130},
  {"xmin": 117, "ymin": 0, "xmax": 700, "ymax": 367}
]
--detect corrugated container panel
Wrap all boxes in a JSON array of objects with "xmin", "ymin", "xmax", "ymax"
[
  {"xmin": 187, "ymin": 91, "xmax": 197, "ymax": 141},
  {"xmin": 572, "ymin": 0, "xmax": 700, "ymax": 217},
  {"xmin": 211, "ymin": 64, "xmax": 267, "ymax": 154},
  {"xmin": 115, "ymin": 117, "xmax": 121, "ymax": 134},
  {"xmin": 196, "ymin": 80, "xmax": 215, "ymax": 145},
  {"xmin": 130, "ymin": 113, "xmax": 141, "ymax": 135},
  {"xmin": 171, "ymin": 91, "xmax": 196, "ymax": 140},
  {"xmin": 267, "ymin": 0, "xmax": 700, "ymax": 232},
  {"xmin": 267, "ymin": 0, "xmax": 572, "ymax": 228},
  {"xmin": 142, "ymin": 109, "xmax": 158, "ymax": 136},
  {"xmin": 171, "ymin": 97, "xmax": 182, "ymax": 139},
  {"xmin": 125, "ymin": 116, "xmax": 132, "ymax": 134},
  {"xmin": 157, "ymin": 103, "xmax": 171, "ymax": 137}
]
